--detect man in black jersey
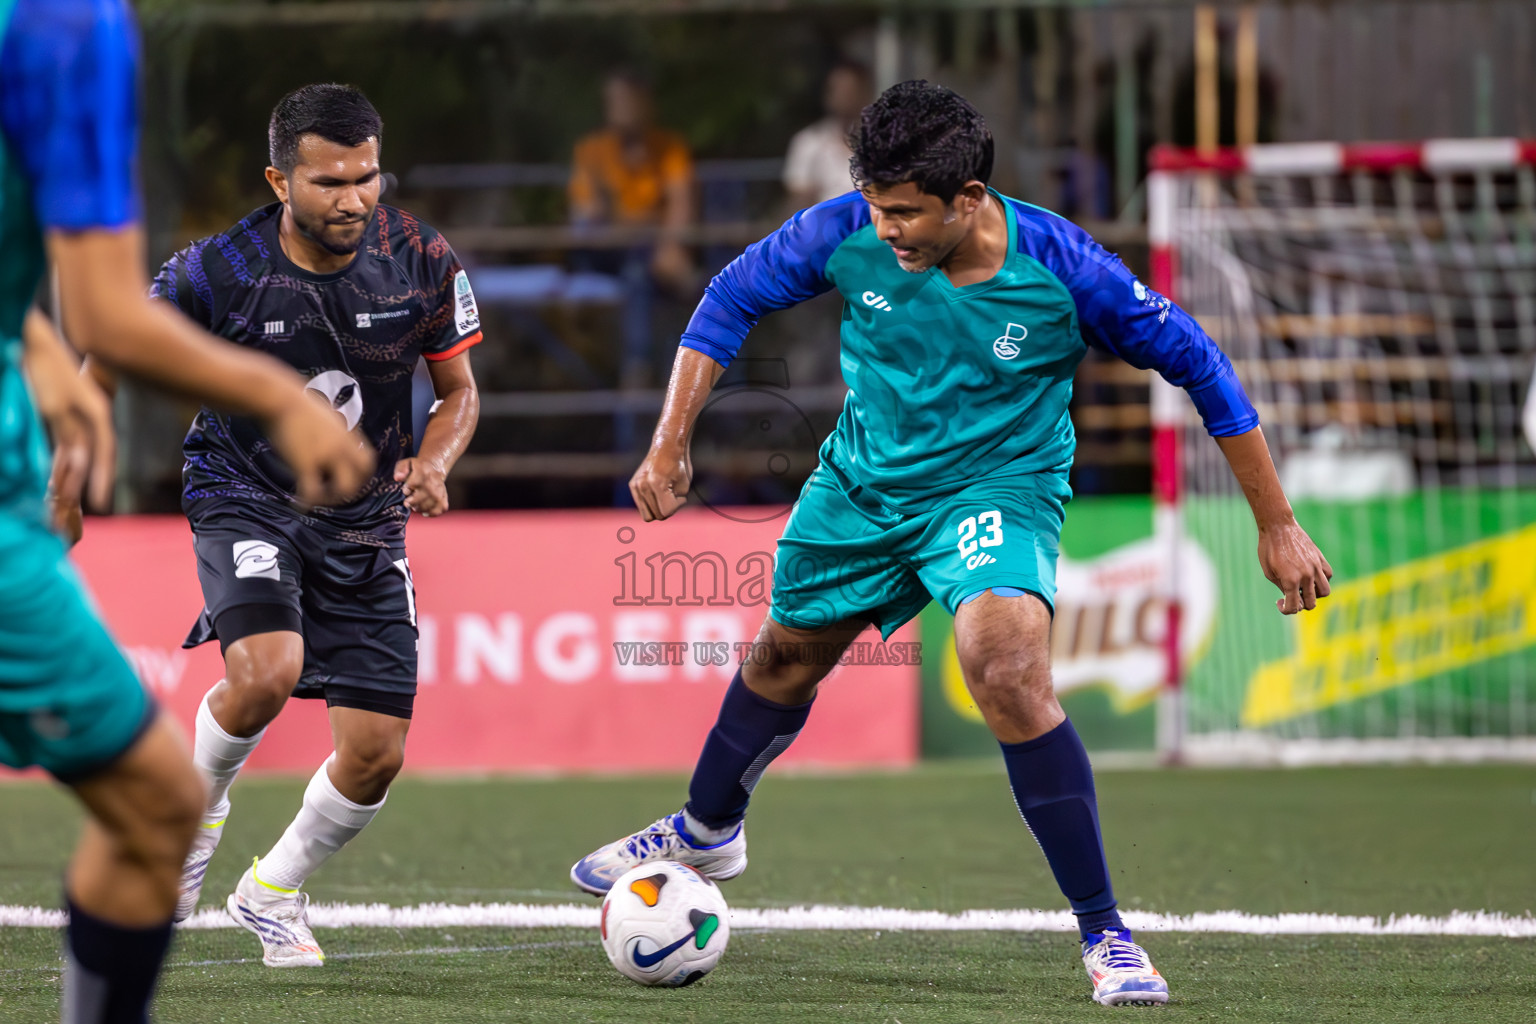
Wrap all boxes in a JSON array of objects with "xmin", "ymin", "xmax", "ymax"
[{"xmin": 133, "ymin": 84, "xmax": 480, "ymax": 966}]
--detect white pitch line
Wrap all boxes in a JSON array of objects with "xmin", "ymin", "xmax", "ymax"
[
  {"xmin": 2, "ymin": 903, "xmax": 1532, "ymax": 938},
  {"xmin": 0, "ymin": 940, "xmax": 592, "ymax": 975}
]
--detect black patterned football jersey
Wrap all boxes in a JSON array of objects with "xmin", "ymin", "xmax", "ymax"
[{"xmin": 153, "ymin": 202, "xmax": 482, "ymax": 543}]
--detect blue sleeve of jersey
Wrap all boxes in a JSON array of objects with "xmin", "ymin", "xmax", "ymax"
[
  {"xmin": 0, "ymin": 0, "xmax": 141, "ymax": 232},
  {"xmin": 1014, "ymin": 204, "xmax": 1258, "ymax": 437},
  {"xmin": 680, "ymin": 192, "xmax": 870, "ymax": 367}
]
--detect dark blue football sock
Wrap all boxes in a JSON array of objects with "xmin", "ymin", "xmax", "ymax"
[
  {"xmin": 998, "ymin": 719, "xmax": 1126, "ymax": 940},
  {"xmin": 685, "ymin": 668, "xmax": 813, "ymax": 831},
  {"xmin": 63, "ymin": 894, "xmax": 174, "ymax": 1024}
]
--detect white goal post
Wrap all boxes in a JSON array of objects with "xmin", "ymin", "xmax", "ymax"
[{"xmin": 1147, "ymin": 139, "xmax": 1536, "ymax": 765}]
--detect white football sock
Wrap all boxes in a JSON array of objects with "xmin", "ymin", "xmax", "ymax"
[
  {"xmin": 255, "ymin": 755, "xmax": 385, "ymax": 893},
  {"xmin": 192, "ymin": 688, "xmax": 264, "ymax": 823},
  {"xmin": 682, "ymin": 808, "xmax": 738, "ymax": 845}
]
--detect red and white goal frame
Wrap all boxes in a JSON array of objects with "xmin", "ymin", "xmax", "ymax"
[{"xmin": 1145, "ymin": 139, "xmax": 1536, "ymax": 765}]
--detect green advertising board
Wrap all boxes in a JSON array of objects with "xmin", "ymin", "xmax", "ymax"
[
  {"xmin": 1186, "ymin": 489, "xmax": 1536, "ymax": 741},
  {"xmin": 920, "ymin": 489, "xmax": 1536, "ymax": 757}
]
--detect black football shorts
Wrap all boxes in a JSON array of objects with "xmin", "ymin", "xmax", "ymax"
[{"xmin": 183, "ymin": 500, "xmax": 418, "ymax": 718}]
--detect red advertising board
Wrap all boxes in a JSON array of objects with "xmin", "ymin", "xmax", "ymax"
[{"xmin": 32, "ymin": 509, "xmax": 918, "ymax": 775}]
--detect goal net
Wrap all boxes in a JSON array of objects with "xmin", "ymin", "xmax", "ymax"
[{"xmin": 1149, "ymin": 140, "xmax": 1536, "ymax": 763}]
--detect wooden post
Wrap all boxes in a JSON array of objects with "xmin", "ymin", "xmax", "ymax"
[
  {"xmin": 1195, "ymin": 5, "xmax": 1219, "ymax": 154},
  {"xmin": 1236, "ymin": 5, "xmax": 1258, "ymax": 148}
]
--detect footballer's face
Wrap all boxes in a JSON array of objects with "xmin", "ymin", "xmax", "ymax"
[
  {"xmin": 268, "ymin": 135, "xmax": 382, "ymax": 257},
  {"xmin": 863, "ymin": 180, "xmax": 986, "ymax": 273}
]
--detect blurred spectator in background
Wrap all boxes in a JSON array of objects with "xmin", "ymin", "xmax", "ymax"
[
  {"xmin": 782, "ymin": 61, "xmax": 873, "ymax": 210},
  {"xmin": 569, "ymin": 69, "xmax": 696, "ymax": 295}
]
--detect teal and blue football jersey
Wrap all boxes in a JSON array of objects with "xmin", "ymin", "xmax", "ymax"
[
  {"xmin": 682, "ymin": 189, "xmax": 1257, "ymax": 513},
  {"xmin": 0, "ymin": 0, "xmax": 150, "ymax": 778},
  {"xmin": 0, "ymin": 0, "xmax": 141, "ymax": 523}
]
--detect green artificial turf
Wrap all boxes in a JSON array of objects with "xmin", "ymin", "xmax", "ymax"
[{"xmin": 1, "ymin": 764, "xmax": 1533, "ymax": 1022}]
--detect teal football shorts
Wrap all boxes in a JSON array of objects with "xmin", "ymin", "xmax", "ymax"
[
  {"xmin": 770, "ymin": 465, "xmax": 1071, "ymax": 639},
  {"xmin": 0, "ymin": 515, "xmax": 153, "ymax": 782}
]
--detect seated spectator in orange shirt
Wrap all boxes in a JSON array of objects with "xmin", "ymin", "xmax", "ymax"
[{"xmin": 569, "ymin": 70, "xmax": 696, "ymax": 294}]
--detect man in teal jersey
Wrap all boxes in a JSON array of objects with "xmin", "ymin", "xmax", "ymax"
[
  {"xmin": 0, "ymin": 2, "xmax": 371, "ymax": 1020},
  {"xmin": 572, "ymin": 82, "xmax": 1332, "ymax": 1005},
  {"xmin": 577, "ymin": 82, "xmax": 1333, "ymax": 1007}
]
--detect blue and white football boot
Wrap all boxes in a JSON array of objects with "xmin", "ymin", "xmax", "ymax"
[
  {"xmin": 173, "ymin": 817, "xmax": 225, "ymax": 922},
  {"xmin": 226, "ymin": 858, "xmax": 325, "ymax": 967},
  {"xmin": 570, "ymin": 811, "xmax": 747, "ymax": 896},
  {"xmin": 1081, "ymin": 929, "xmax": 1169, "ymax": 1006}
]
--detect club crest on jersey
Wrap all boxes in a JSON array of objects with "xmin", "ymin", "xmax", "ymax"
[
  {"xmin": 305, "ymin": 370, "xmax": 364, "ymax": 432},
  {"xmin": 861, "ymin": 291, "xmax": 893, "ymax": 312},
  {"xmin": 993, "ymin": 323, "xmax": 1027, "ymax": 360}
]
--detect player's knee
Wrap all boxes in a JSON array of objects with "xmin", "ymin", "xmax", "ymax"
[
  {"xmin": 742, "ymin": 657, "xmax": 822, "ymax": 704},
  {"xmin": 959, "ymin": 643, "xmax": 1051, "ymax": 708},
  {"xmin": 114, "ymin": 767, "xmax": 206, "ymax": 877},
  {"xmin": 334, "ymin": 739, "xmax": 406, "ymax": 799},
  {"xmin": 223, "ymin": 645, "xmax": 303, "ymax": 722}
]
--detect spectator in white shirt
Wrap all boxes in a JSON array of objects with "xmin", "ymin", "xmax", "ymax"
[{"xmin": 782, "ymin": 61, "xmax": 874, "ymax": 210}]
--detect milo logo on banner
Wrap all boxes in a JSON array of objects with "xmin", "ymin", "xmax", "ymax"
[{"xmin": 920, "ymin": 498, "xmax": 1215, "ymax": 754}]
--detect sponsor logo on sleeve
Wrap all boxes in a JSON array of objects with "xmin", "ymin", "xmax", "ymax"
[
  {"xmin": 1132, "ymin": 278, "xmax": 1172, "ymax": 324},
  {"xmin": 453, "ymin": 270, "xmax": 481, "ymax": 336},
  {"xmin": 232, "ymin": 540, "xmax": 282, "ymax": 581}
]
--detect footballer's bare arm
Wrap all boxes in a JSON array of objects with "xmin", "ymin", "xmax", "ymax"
[
  {"xmin": 397, "ymin": 351, "xmax": 479, "ymax": 518},
  {"xmin": 21, "ymin": 309, "xmax": 114, "ymax": 544},
  {"xmin": 630, "ymin": 346, "xmax": 726, "ymax": 523},
  {"xmin": 1214, "ymin": 426, "xmax": 1333, "ymax": 615}
]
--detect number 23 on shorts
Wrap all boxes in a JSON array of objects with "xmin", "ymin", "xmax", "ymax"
[{"xmin": 957, "ymin": 510, "xmax": 1004, "ymax": 570}]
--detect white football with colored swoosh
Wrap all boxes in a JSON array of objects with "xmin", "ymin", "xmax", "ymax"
[{"xmin": 599, "ymin": 861, "xmax": 731, "ymax": 987}]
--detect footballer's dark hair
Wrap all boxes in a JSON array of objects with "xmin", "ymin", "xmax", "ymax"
[
  {"xmin": 268, "ymin": 84, "xmax": 383, "ymax": 173},
  {"xmin": 849, "ymin": 80, "xmax": 993, "ymax": 202}
]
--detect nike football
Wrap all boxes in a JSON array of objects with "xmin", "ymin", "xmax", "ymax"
[{"xmin": 599, "ymin": 861, "xmax": 730, "ymax": 986}]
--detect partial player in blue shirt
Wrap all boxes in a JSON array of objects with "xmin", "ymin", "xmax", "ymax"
[
  {"xmin": 0, "ymin": 3, "xmax": 371, "ymax": 1021},
  {"xmin": 570, "ymin": 81, "xmax": 1334, "ymax": 1008}
]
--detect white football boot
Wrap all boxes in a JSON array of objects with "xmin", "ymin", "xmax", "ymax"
[
  {"xmin": 226, "ymin": 858, "xmax": 325, "ymax": 967},
  {"xmin": 174, "ymin": 817, "xmax": 226, "ymax": 922},
  {"xmin": 570, "ymin": 811, "xmax": 747, "ymax": 896},
  {"xmin": 1081, "ymin": 929, "xmax": 1169, "ymax": 1006}
]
